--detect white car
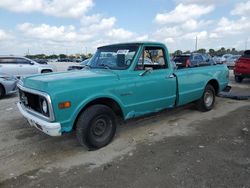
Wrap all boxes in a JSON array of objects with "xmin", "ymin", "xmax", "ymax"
[
  {"xmin": 225, "ymin": 55, "xmax": 241, "ymax": 67},
  {"xmin": 221, "ymin": 54, "xmax": 233, "ymax": 63},
  {"xmin": 0, "ymin": 56, "xmax": 56, "ymax": 78},
  {"xmin": 0, "ymin": 73, "xmax": 18, "ymax": 98}
]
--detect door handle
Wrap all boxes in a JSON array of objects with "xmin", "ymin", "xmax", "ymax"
[{"xmin": 168, "ymin": 74, "xmax": 175, "ymax": 78}]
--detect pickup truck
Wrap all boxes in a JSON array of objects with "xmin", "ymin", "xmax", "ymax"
[
  {"xmin": 234, "ymin": 50, "xmax": 250, "ymax": 82},
  {"xmin": 17, "ymin": 42, "xmax": 230, "ymax": 149}
]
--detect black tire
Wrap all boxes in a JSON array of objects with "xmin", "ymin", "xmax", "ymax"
[
  {"xmin": 235, "ymin": 75, "xmax": 243, "ymax": 83},
  {"xmin": 196, "ymin": 84, "xmax": 215, "ymax": 112},
  {"xmin": 76, "ymin": 104, "xmax": 117, "ymax": 149},
  {"xmin": 0, "ymin": 84, "xmax": 5, "ymax": 99},
  {"xmin": 41, "ymin": 70, "xmax": 52, "ymax": 73}
]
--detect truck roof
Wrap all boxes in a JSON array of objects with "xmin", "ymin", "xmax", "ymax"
[{"xmin": 98, "ymin": 41, "xmax": 166, "ymax": 48}]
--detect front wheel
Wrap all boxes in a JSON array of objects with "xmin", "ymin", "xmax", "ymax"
[
  {"xmin": 235, "ymin": 75, "xmax": 243, "ymax": 83},
  {"xmin": 196, "ymin": 84, "xmax": 215, "ymax": 112},
  {"xmin": 76, "ymin": 105, "xmax": 117, "ymax": 149},
  {"xmin": 0, "ymin": 85, "xmax": 5, "ymax": 99}
]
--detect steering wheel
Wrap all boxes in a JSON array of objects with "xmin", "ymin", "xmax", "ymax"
[{"xmin": 125, "ymin": 59, "xmax": 132, "ymax": 65}]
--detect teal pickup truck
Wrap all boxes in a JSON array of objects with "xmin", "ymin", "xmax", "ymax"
[{"xmin": 17, "ymin": 42, "xmax": 230, "ymax": 149}]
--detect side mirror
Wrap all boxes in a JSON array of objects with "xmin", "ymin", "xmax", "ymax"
[
  {"xmin": 30, "ymin": 62, "xmax": 34, "ymax": 65},
  {"xmin": 139, "ymin": 67, "xmax": 153, "ymax": 76}
]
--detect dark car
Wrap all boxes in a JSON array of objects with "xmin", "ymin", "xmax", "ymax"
[
  {"xmin": 173, "ymin": 53, "xmax": 215, "ymax": 69},
  {"xmin": 67, "ymin": 59, "xmax": 90, "ymax": 71},
  {"xmin": 234, "ymin": 50, "xmax": 250, "ymax": 82}
]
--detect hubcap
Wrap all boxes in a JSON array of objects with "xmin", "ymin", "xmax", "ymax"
[
  {"xmin": 92, "ymin": 117, "xmax": 108, "ymax": 137},
  {"xmin": 204, "ymin": 90, "xmax": 214, "ymax": 107}
]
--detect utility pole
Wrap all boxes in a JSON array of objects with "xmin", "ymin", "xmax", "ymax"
[
  {"xmin": 195, "ymin": 36, "xmax": 198, "ymax": 51},
  {"xmin": 245, "ymin": 38, "xmax": 248, "ymax": 50}
]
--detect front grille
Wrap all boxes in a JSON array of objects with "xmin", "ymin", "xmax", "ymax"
[{"xmin": 19, "ymin": 89, "xmax": 49, "ymax": 117}]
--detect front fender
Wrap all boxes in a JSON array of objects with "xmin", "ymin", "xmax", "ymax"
[{"xmin": 59, "ymin": 93, "xmax": 125, "ymax": 132}]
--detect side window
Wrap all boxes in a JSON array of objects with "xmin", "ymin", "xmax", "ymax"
[
  {"xmin": 0, "ymin": 58, "xmax": 17, "ymax": 64},
  {"xmin": 16, "ymin": 58, "xmax": 31, "ymax": 64},
  {"xmin": 136, "ymin": 47, "xmax": 167, "ymax": 70}
]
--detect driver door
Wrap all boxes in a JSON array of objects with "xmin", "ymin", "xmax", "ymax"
[
  {"xmin": 16, "ymin": 58, "xmax": 38, "ymax": 76},
  {"xmin": 132, "ymin": 46, "xmax": 176, "ymax": 116}
]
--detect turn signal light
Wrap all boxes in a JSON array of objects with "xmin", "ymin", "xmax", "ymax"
[{"xmin": 59, "ymin": 101, "xmax": 71, "ymax": 109}]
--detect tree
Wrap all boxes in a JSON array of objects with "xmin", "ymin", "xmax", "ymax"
[
  {"xmin": 208, "ymin": 49, "xmax": 215, "ymax": 56},
  {"xmin": 183, "ymin": 50, "xmax": 191, "ymax": 54},
  {"xmin": 173, "ymin": 50, "xmax": 182, "ymax": 56},
  {"xmin": 196, "ymin": 48, "xmax": 206, "ymax": 54},
  {"xmin": 59, "ymin": 54, "xmax": 67, "ymax": 59}
]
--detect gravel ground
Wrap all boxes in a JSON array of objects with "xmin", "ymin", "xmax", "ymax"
[{"xmin": 0, "ymin": 66, "xmax": 249, "ymax": 188}]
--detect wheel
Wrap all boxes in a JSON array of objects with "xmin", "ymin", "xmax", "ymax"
[
  {"xmin": 41, "ymin": 70, "xmax": 52, "ymax": 73},
  {"xmin": 76, "ymin": 105, "xmax": 117, "ymax": 149},
  {"xmin": 0, "ymin": 85, "xmax": 5, "ymax": 99},
  {"xmin": 235, "ymin": 75, "xmax": 243, "ymax": 83},
  {"xmin": 196, "ymin": 84, "xmax": 215, "ymax": 112}
]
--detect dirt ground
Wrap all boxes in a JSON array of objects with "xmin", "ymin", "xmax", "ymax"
[{"xmin": 0, "ymin": 70, "xmax": 249, "ymax": 188}]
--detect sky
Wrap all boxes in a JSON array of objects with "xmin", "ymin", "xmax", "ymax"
[{"xmin": 0, "ymin": 0, "xmax": 250, "ymax": 55}]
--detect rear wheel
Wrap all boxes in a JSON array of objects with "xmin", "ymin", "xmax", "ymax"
[
  {"xmin": 0, "ymin": 85, "xmax": 5, "ymax": 99},
  {"xmin": 76, "ymin": 105, "xmax": 117, "ymax": 149},
  {"xmin": 41, "ymin": 70, "xmax": 52, "ymax": 73},
  {"xmin": 196, "ymin": 84, "xmax": 215, "ymax": 112},
  {"xmin": 235, "ymin": 75, "xmax": 243, "ymax": 83}
]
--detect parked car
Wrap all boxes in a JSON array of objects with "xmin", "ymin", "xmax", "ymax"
[
  {"xmin": 0, "ymin": 56, "xmax": 56, "ymax": 78},
  {"xmin": 67, "ymin": 59, "xmax": 90, "ymax": 71},
  {"xmin": 234, "ymin": 50, "xmax": 250, "ymax": 82},
  {"xmin": 221, "ymin": 54, "xmax": 233, "ymax": 63},
  {"xmin": 17, "ymin": 42, "xmax": 229, "ymax": 149},
  {"xmin": 0, "ymin": 73, "xmax": 18, "ymax": 98},
  {"xmin": 212, "ymin": 56, "xmax": 222, "ymax": 64},
  {"xmin": 173, "ymin": 53, "xmax": 215, "ymax": 68},
  {"xmin": 225, "ymin": 55, "xmax": 241, "ymax": 68}
]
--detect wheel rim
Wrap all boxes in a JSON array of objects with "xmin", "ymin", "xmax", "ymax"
[
  {"xmin": 204, "ymin": 90, "xmax": 214, "ymax": 107},
  {"xmin": 91, "ymin": 115, "xmax": 112, "ymax": 139}
]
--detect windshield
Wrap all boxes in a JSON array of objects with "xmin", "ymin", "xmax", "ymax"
[
  {"xmin": 80, "ymin": 59, "xmax": 89, "ymax": 66},
  {"xmin": 88, "ymin": 45, "xmax": 139, "ymax": 70}
]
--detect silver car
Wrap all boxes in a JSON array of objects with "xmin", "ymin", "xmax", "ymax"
[
  {"xmin": 225, "ymin": 55, "xmax": 241, "ymax": 67},
  {"xmin": 0, "ymin": 56, "xmax": 56, "ymax": 78},
  {"xmin": 0, "ymin": 73, "xmax": 18, "ymax": 98}
]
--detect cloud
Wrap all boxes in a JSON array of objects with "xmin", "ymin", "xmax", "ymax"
[
  {"xmin": 106, "ymin": 28, "xmax": 135, "ymax": 40},
  {"xmin": 231, "ymin": 0, "xmax": 250, "ymax": 17},
  {"xmin": 214, "ymin": 17, "xmax": 250, "ymax": 35},
  {"xmin": 155, "ymin": 3, "xmax": 214, "ymax": 24},
  {"xmin": 0, "ymin": 29, "xmax": 12, "ymax": 40},
  {"xmin": 17, "ymin": 23, "xmax": 79, "ymax": 42},
  {"xmin": 0, "ymin": 0, "xmax": 94, "ymax": 18},
  {"xmin": 177, "ymin": 0, "xmax": 226, "ymax": 5}
]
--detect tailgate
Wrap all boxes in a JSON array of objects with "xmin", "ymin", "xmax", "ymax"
[{"xmin": 235, "ymin": 58, "xmax": 250, "ymax": 74}]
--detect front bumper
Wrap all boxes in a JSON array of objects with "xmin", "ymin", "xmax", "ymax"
[
  {"xmin": 17, "ymin": 102, "xmax": 61, "ymax": 136},
  {"xmin": 3, "ymin": 79, "xmax": 18, "ymax": 95}
]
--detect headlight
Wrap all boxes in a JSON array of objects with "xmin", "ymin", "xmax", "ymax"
[{"xmin": 40, "ymin": 98, "xmax": 48, "ymax": 115}]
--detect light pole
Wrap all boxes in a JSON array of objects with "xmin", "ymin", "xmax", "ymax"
[{"xmin": 195, "ymin": 36, "xmax": 198, "ymax": 51}]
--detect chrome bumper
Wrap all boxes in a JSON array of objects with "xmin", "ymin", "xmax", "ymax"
[{"xmin": 17, "ymin": 102, "xmax": 61, "ymax": 136}]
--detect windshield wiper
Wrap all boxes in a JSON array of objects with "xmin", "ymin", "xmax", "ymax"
[
  {"xmin": 99, "ymin": 64, "xmax": 120, "ymax": 79},
  {"xmin": 84, "ymin": 64, "xmax": 92, "ymax": 69}
]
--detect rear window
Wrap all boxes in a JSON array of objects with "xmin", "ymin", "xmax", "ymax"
[
  {"xmin": 242, "ymin": 50, "xmax": 250, "ymax": 58},
  {"xmin": 0, "ymin": 58, "xmax": 16, "ymax": 64},
  {"xmin": 173, "ymin": 55, "xmax": 190, "ymax": 68}
]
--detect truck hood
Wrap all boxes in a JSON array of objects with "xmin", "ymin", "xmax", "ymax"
[{"xmin": 21, "ymin": 69, "xmax": 119, "ymax": 93}]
